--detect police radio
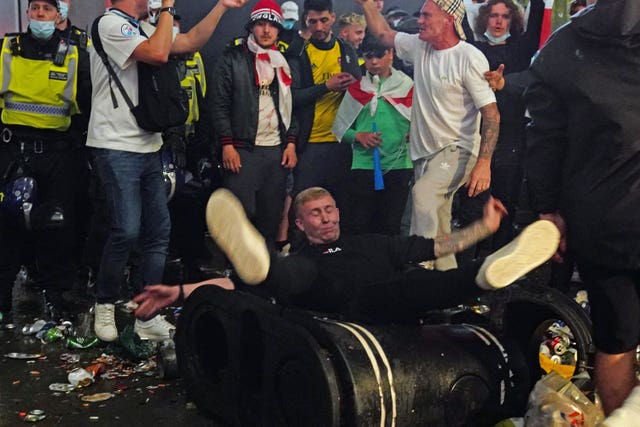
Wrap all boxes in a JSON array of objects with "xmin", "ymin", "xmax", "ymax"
[{"xmin": 54, "ymin": 39, "xmax": 69, "ymax": 66}]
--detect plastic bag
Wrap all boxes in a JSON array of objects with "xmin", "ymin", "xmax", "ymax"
[
  {"xmin": 524, "ymin": 371, "xmax": 604, "ymax": 427},
  {"xmin": 117, "ymin": 325, "xmax": 156, "ymax": 361}
]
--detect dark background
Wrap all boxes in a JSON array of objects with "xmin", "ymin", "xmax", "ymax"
[{"xmin": 2, "ymin": 0, "xmax": 425, "ymax": 70}]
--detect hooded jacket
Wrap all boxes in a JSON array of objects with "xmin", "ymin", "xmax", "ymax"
[{"xmin": 525, "ymin": 0, "xmax": 640, "ymax": 269}]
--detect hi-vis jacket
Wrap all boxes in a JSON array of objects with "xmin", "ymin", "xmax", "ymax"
[
  {"xmin": 181, "ymin": 51, "xmax": 206, "ymax": 128},
  {"xmin": 0, "ymin": 35, "xmax": 79, "ymax": 131}
]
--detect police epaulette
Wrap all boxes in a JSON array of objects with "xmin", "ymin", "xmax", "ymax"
[
  {"xmin": 277, "ymin": 40, "xmax": 289, "ymax": 54},
  {"xmin": 68, "ymin": 27, "xmax": 89, "ymax": 50},
  {"xmin": 231, "ymin": 37, "xmax": 246, "ymax": 47},
  {"xmin": 9, "ymin": 35, "xmax": 22, "ymax": 56}
]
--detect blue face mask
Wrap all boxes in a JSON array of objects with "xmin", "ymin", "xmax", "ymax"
[
  {"xmin": 59, "ymin": 2, "xmax": 69, "ymax": 21},
  {"xmin": 282, "ymin": 20, "xmax": 296, "ymax": 30},
  {"xmin": 484, "ymin": 30, "xmax": 511, "ymax": 44},
  {"xmin": 29, "ymin": 19, "xmax": 57, "ymax": 40}
]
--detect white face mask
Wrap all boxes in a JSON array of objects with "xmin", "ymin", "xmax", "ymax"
[
  {"xmin": 484, "ymin": 30, "xmax": 511, "ymax": 43},
  {"xmin": 148, "ymin": 10, "xmax": 159, "ymax": 25},
  {"xmin": 59, "ymin": 2, "xmax": 69, "ymax": 21},
  {"xmin": 172, "ymin": 26, "xmax": 180, "ymax": 36},
  {"xmin": 29, "ymin": 19, "xmax": 57, "ymax": 40},
  {"xmin": 148, "ymin": 0, "xmax": 162, "ymax": 24}
]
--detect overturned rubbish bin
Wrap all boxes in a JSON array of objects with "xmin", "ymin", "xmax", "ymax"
[
  {"xmin": 175, "ymin": 286, "xmax": 538, "ymax": 427},
  {"xmin": 483, "ymin": 283, "xmax": 594, "ymax": 388}
]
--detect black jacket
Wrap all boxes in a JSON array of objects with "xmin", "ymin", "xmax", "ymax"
[
  {"xmin": 525, "ymin": 0, "xmax": 640, "ymax": 269},
  {"xmin": 210, "ymin": 41, "xmax": 297, "ymax": 150},
  {"xmin": 286, "ymin": 37, "xmax": 361, "ymax": 152},
  {"xmin": 473, "ymin": 0, "xmax": 543, "ymax": 125}
]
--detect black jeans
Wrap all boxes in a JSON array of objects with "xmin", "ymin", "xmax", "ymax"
[
  {"xmin": 342, "ymin": 169, "xmax": 412, "ymax": 236},
  {"xmin": 223, "ymin": 146, "xmax": 288, "ymax": 247}
]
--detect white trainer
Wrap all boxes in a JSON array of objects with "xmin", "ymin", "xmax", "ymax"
[
  {"xmin": 134, "ymin": 315, "xmax": 175, "ymax": 341},
  {"xmin": 205, "ymin": 188, "xmax": 270, "ymax": 285},
  {"xmin": 94, "ymin": 303, "xmax": 118, "ymax": 342},
  {"xmin": 603, "ymin": 386, "xmax": 640, "ymax": 426},
  {"xmin": 476, "ymin": 220, "xmax": 560, "ymax": 290}
]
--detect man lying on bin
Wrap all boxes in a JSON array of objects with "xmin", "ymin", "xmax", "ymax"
[{"xmin": 133, "ymin": 187, "xmax": 560, "ymax": 321}]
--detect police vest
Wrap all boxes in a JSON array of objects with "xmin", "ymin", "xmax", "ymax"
[
  {"xmin": 0, "ymin": 35, "xmax": 80, "ymax": 131},
  {"xmin": 181, "ymin": 51, "xmax": 206, "ymax": 127}
]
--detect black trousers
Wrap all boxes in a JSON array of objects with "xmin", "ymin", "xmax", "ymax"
[
  {"xmin": 0, "ymin": 143, "xmax": 77, "ymax": 311},
  {"xmin": 224, "ymin": 146, "xmax": 288, "ymax": 246},
  {"xmin": 263, "ymin": 255, "xmax": 483, "ymax": 322},
  {"xmin": 342, "ymin": 168, "xmax": 412, "ymax": 236}
]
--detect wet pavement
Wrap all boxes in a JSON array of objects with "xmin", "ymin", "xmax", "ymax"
[
  {"xmin": 0, "ymin": 259, "xmax": 586, "ymax": 427},
  {"xmin": 0, "ymin": 277, "xmax": 221, "ymax": 427}
]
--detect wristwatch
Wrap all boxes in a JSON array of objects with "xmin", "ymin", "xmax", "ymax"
[{"xmin": 160, "ymin": 7, "xmax": 176, "ymax": 17}]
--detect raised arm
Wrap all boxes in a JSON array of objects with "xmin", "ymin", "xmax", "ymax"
[
  {"xmin": 130, "ymin": 0, "xmax": 176, "ymax": 65},
  {"xmin": 171, "ymin": 0, "xmax": 250, "ymax": 55},
  {"xmin": 354, "ymin": 0, "xmax": 397, "ymax": 48}
]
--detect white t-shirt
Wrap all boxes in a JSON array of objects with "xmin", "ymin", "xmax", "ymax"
[
  {"xmin": 255, "ymin": 86, "xmax": 281, "ymax": 147},
  {"xmin": 86, "ymin": 10, "xmax": 162, "ymax": 153},
  {"xmin": 394, "ymin": 32, "xmax": 495, "ymax": 161}
]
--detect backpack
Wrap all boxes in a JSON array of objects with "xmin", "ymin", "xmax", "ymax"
[{"xmin": 91, "ymin": 15, "xmax": 189, "ymax": 132}]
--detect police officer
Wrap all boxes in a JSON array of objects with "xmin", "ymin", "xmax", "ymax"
[
  {"xmin": 0, "ymin": 0, "xmax": 91, "ymax": 322},
  {"xmin": 169, "ymin": 18, "xmax": 215, "ymax": 272},
  {"xmin": 56, "ymin": 0, "xmax": 93, "ymax": 282}
]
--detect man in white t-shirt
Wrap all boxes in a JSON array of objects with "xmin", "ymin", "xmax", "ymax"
[
  {"xmin": 355, "ymin": 0, "xmax": 500, "ymax": 271},
  {"xmin": 88, "ymin": 0, "xmax": 249, "ymax": 343}
]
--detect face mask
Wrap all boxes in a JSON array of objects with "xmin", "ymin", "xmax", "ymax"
[
  {"xmin": 148, "ymin": 11, "xmax": 159, "ymax": 25},
  {"xmin": 484, "ymin": 30, "xmax": 511, "ymax": 43},
  {"xmin": 282, "ymin": 20, "xmax": 295, "ymax": 30},
  {"xmin": 172, "ymin": 26, "xmax": 180, "ymax": 36},
  {"xmin": 59, "ymin": 2, "xmax": 69, "ymax": 21},
  {"xmin": 29, "ymin": 19, "xmax": 57, "ymax": 40}
]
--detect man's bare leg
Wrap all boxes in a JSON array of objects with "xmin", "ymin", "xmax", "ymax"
[{"xmin": 596, "ymin": 350, "xmax": 638, "ymax": 415}]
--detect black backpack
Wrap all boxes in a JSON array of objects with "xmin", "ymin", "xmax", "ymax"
[{"xmin": 91, "ymin": 15, "xmax": 189, "ymax": 132}]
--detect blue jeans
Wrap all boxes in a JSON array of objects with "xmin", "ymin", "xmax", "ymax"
[{"xmin": 91, "ymin": 148, "xmax": 170, "ymax": 303}]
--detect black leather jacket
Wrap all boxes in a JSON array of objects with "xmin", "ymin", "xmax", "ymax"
[
  {"xmin": 286, "ymin": 36, "xmax": 361, "ymax": 152},
  {"xmin": 210, "ymin": 41, "xmax": 297, "ymax": 150}
]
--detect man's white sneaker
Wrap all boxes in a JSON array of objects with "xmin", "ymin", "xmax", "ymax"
[
  {"xmin": 205, "ymin": 189, "xmax": 270, "ymax": 285},
  {"xmin": 602, "ymin": 386, "xmax": 640, "ymax": 427},
  {"xmin": 134, "ymin": 315, "xmax": 175, "ymax": 341},
  {"xmin": 94, "ymin": 303, "xmax": 118, "ymax": 342},
  {"xmin": 476, "ymin": 220, "xmax": 560, "ymax": 290}
]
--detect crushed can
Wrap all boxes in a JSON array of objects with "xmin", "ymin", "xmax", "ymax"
[
  {"xmin": 21, "ymin": 319, "xmax": 47, "ymax": 335},
  {"xmin": 66, "ymin": 336, "xmax": 99, "ymax": 350},
  {"xmin": 23, "ymin": 409, "xmax": 46, "ymax": 422},
  {"xmin": 67, "ymin": 368, "xmax": 94, "ymax": 388},
  {"xmin": 157, "ymin": 339, "xmax": 179, "ymax": 379},
  {"xmin": 41, "ymin": 327, "xmax": 64, "ymax": 343}
]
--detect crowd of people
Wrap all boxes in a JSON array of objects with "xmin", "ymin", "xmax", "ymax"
[{"xmin": 1, "ymin": 0, "xmax": 639, "ymax": 421}]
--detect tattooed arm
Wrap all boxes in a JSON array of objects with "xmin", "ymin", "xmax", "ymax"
[
  {"xmin": 465, "ymin": 102, "xmax": 500, "ymax": 197},
  {"xmin": 433, "ymin": 196, "xmax": 507, "ymax": 258}
]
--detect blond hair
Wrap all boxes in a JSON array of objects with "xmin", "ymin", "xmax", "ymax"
[
  {"xmin": 337, "ymin": 12, "xmax": 367, "ymax": 31},
  {"xmin": 293, "ymin": 187, "xmax": 334, "ymax": 217}
]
